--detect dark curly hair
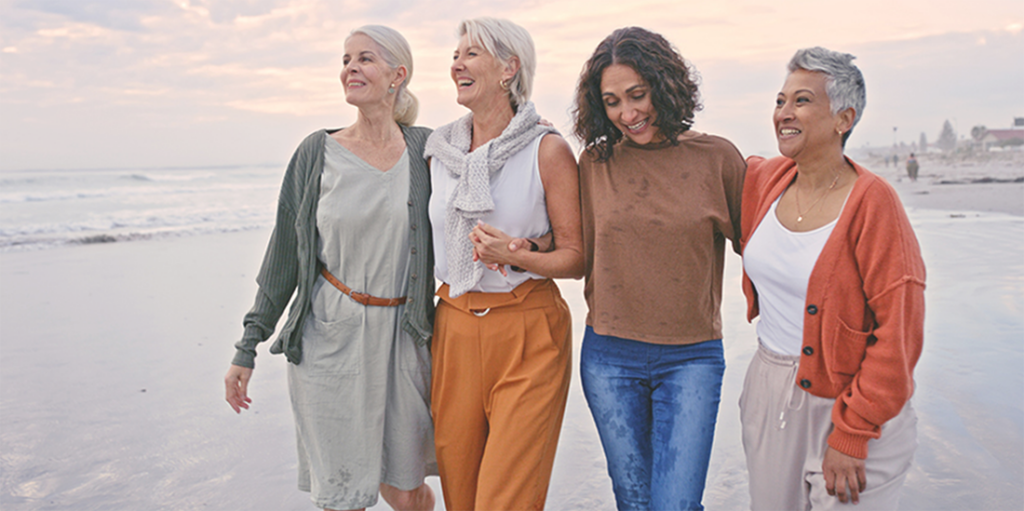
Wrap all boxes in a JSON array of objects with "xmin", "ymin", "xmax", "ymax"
[{"xmin": 572, "ymin": 27, "xmax": 703, "ymax": 162}]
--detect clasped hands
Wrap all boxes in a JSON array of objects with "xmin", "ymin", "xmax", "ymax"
[{"xmin": 470, "ymin": 220, "xmax": 534, "ymax": 277}]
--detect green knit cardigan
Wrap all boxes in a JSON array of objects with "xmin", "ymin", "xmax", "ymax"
[{"xmin": 232, "ymin": 125, "xmax": 435, "ymax": 368}]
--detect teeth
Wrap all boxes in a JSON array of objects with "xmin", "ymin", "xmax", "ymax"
[
  {"xmin": 780, "ymin": 128, "xmax": 800, "ymax": 135},
  {"xmin": 627, "ymin": 119, "xmax": 647, "ymax": 131},
  {"xmin": 458, "ymin": 79, "xmax": 474, "ymax": 86}
]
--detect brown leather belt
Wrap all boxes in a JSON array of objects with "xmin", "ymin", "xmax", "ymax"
[{"xmin": 320, "ymin": 266, "xmax": 407, "ymax": 307}]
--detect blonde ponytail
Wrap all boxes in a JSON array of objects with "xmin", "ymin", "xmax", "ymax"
[{"xmin": 349, "ymin": 25, "xmax": 418, "ymax": 126}]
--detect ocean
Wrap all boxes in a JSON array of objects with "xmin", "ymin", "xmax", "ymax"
[{"xmin": 0, "ymin": 165, "xmax": 283, "ymax": 252}]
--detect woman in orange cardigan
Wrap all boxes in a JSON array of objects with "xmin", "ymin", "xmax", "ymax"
[{"xmin": 739, "ymin": 47, "xmax": 925, "ymax": 509}]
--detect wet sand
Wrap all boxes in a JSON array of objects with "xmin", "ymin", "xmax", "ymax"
[
  {"xmin": 1, "ymin": 172, "xmax": 1022, "ymax": 510},
  {"xmin": 873, "ymin": 153, "xmax": 1024, "ymax": 216}
]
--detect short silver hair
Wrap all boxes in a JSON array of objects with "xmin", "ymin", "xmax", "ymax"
[
  {"xmin": 787, "ymin": 47, "xmax": 865, "ymax": 145},
  {"xmin": 349, "ymin": 25, "xmax": 419, "ymax": 126},
  {"xmin": 457, "ymin": 17, "xmax": 536, "ymax": 110}
]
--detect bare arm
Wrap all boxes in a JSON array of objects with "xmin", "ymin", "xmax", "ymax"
[{"xmin": 471, "ymin": 134, "xmax": 583, "ymax": 279}]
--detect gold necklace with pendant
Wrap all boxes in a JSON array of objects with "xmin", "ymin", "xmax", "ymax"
[{"xmin": 794, "ymin": 167, "xmax": 841, "ymax": 223}]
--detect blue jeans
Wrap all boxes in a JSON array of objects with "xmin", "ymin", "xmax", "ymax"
[{"xmin": 580, "ymin": 326, "xmax": 725, "ymax": 511}]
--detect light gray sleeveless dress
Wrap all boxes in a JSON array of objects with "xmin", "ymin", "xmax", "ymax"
[{"xmin": 286, "ymin": 133, "xmax": 435, "ymax": 511}]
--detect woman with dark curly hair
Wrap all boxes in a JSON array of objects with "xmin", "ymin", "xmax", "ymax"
[{"xmin": 572, "ymin": 27, "xmax": 745, "ymax": 510}]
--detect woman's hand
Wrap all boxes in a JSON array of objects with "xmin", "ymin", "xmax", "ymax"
[
  {"xmin": 823, "ymin": 446, "xmax": 866, "ymax": 504},
  {"xmin": 470, "ymin": 221, "xmax": 516, "ymax": 276},
  {"xmin": 224, "ymin": 364, "xmax": 253, "ymax": 414},
  {"xmin": 510, "ymin": 231, "xmax": 552, "ymax": 254}
]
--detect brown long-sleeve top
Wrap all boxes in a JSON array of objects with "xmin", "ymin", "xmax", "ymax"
[{"xmin": 579, "ymin": 131, "xmax": 746, "ymax": 345}]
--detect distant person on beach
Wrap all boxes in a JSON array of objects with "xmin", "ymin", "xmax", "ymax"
[
  {"xmin": 424, "ymin": 17, "xmax": 584, "ymax": 511},
  {"xmin": 740, "ymin": 47, "xmax": 925, "ymax": 509},
  {"xmin": 570, "ymin": 27, "xmax": 744, "ymax": 510},
  {"xmin": 906, "ymin": 152, "xmax": 919, "ymax": 181},
  {"xmin": 223, "ymin": 25, "xmax": 437, "ymax": 511}
]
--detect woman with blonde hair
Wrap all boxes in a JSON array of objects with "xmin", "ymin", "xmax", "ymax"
[{"xmin": 224, "ymin": 25, "xmax": 436, "ymax": 511}]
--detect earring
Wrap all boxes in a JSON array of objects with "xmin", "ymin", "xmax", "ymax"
[
  {"xmin": 837, "ymin": 128, "xmax": 843, "ymax": 135},
  {"xmin": 499, "ymin": 79, "xmax": 509, "ymax": 91},
  {"xmin": 388, "ymin": 83, "xmax": 396, "ymax": 94}
]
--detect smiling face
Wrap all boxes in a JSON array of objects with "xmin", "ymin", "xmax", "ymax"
[
  {"xmin": 774, "ymin": 69, "xmax": 850, "ymax": 162},
  {"xmin": 450, "ymin": 34, "xmax": 510, "ymax": 112},
  {"xmin": 600, "ymin": 63, "xmax": 662, "ymax": 146},
  {"xmin": 340, "ymin": 33, "xmax": 399, "ymax": 108}
]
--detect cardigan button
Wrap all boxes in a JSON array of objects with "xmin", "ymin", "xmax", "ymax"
[
  {"xmin": 411, "ymin": 224, "xmax": 417, "ymax": 230},
  {"xmin": 802, "ymin": 346, "xmax": 814, "ymax": 356},
  {"xmin": 407, "ymin": 200, "xmax": 413, "ymax": 206},
  {"xmin": 806, "ymin": 304, "xmax": 818, "ymax": 315},
  {"xmin": 411, "ymin": 274, "xmax": 417, "ymax": 280},
  {"xmin": 411, "ymin": 248, "xmax": 417, "ymax": 254},
  {"xmin": 800, "ymin": 379, "xmax": 812, "ymax": 389}
]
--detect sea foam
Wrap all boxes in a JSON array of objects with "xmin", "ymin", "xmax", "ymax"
[{"xmin": 0, "ymin": 166, "xmax": 281, "ymax": 251}]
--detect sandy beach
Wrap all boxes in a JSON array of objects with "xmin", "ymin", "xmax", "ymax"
[
  {"xmin": 866, "ymin": 151, "xmax": 1024, "ymax": 217},
  {"xmin": 1, "ymin": 162, "xmax": 1022, "ymax": 510}
]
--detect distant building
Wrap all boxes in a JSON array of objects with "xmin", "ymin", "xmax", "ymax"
[
  {"xmin": 1014, "ymin": 117, "xmax": 1024, "ymax": 127},
  {"xmin": 981, "ymin": 128, "xmax": 1024, "ymax": 150}
]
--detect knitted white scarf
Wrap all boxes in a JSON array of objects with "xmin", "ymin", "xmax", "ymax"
[{"xmin": 424, "ymin": 101, "xmax": 556, "ymax": 298}]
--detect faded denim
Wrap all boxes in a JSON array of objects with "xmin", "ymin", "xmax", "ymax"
[{"xmin": 580, "ymin": 326, "xmax": 725, "ymax": 511}]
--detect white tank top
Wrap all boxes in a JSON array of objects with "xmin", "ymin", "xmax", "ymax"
[
  {"xmin": 429, "ymin": 133, "xmax": 550, "ymax": 293},
  {"xmin": 743, "ymin": 196, "xmax": 838, "ymax": 356}
]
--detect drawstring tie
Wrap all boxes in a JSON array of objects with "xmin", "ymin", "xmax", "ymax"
[{"xmin": 778, "ymin": 361, "xmax": 807, "ymax": 430}]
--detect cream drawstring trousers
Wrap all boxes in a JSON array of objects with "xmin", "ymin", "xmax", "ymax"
[{"xmin": 739, "ymin": 342, "xmax": 918, "ymax": 510}]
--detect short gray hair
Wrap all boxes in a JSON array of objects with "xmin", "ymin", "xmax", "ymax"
[
  {"xmin": 349, "ymin": 25, "xmax": 419, "ymax": 126},
  {"xmin": 787, "ymin": 47, "xmax": 865, "ymax": 145},
  {"xmin": 457, "ymin": 17, "xmax": 536, "ymax": 110}
]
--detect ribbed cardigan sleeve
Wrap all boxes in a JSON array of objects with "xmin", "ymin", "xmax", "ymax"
[
  {"xmin": 400, "ymin": 125, "xmax": 436, "ymax": 346},
  {"xmin": 231, "ymin": 132, "xmax": 321, "ymax": 369}
]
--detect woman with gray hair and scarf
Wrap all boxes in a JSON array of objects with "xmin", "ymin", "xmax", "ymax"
[
  {"xmin": 739, "ymin": 47, "xmax": 925, "ymax": 509},
  {"xmin": 424, "ymin": 16, "xmax": 583, "ymax": 511}
]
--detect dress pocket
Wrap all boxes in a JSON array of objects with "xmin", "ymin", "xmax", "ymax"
[
  {"xmin": 298, "ymin": 278, "xmax": 364, "ymax": 376},
  {"xmin": 298, "ymin": 314, "xmax": 363, "ymax": 376},
  {"xmin": 827, "ymin": 318, "xmax": 871, "ymax": 376},
  {"xmin": 309, "ymin": 276, "xmax": 361, "ymax": 326}
]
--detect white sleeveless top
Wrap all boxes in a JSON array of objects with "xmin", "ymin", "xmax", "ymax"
[
  {"xmin": 429, "ymin": 133, "xmax": 550, "ymax": 293},
  {"xmin": 743, "ymin": 196, "xmax": 838, "ymax": 356}
]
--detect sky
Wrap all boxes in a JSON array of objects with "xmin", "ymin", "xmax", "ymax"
[{"xmin": 0, "ymin": 0, "xmax": 1022, "ymax": 171}]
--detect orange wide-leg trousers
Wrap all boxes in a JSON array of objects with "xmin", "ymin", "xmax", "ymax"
[{"xmin": 431, "ymin": 279, "xmax": 572, "ymax": 511}]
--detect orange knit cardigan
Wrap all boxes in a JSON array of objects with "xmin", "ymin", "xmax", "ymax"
[{"xmin": 740, "ymin": 156, "xmax": 926, "ymax": 459}]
